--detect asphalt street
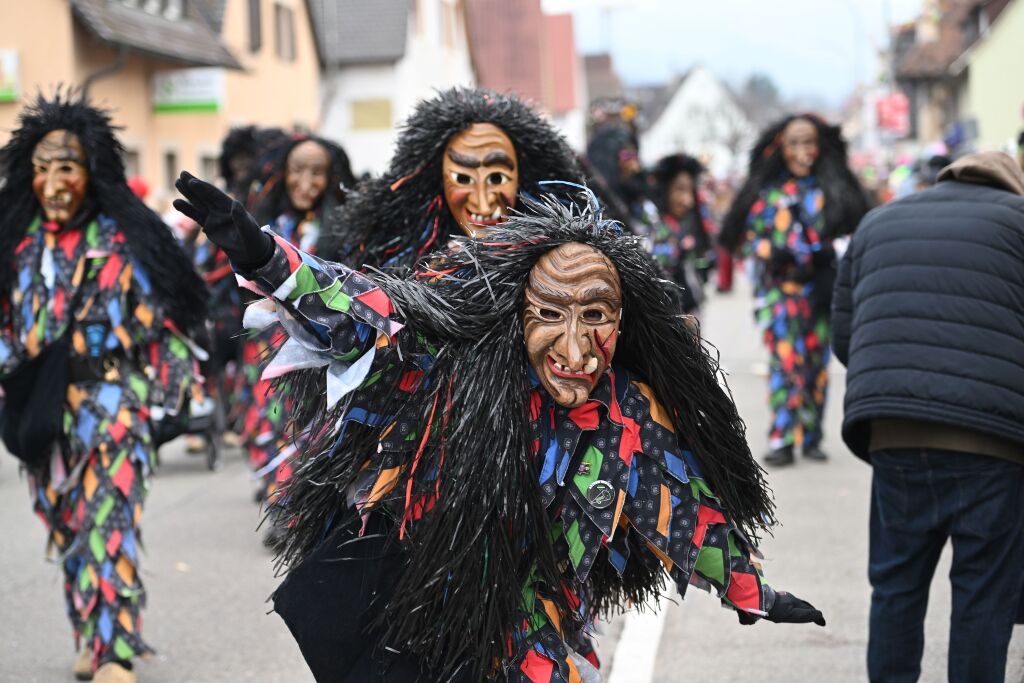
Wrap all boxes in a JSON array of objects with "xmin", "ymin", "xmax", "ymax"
[{"xmin": 1, "ymin": 277, "xmax": 1022, "ymax": 682}]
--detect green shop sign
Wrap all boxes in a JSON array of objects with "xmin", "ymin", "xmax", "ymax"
[{"xmin": 153, "ymin": 68, "xmax": 224, "ymax": 114}]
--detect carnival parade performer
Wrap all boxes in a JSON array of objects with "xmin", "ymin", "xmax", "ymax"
[
  {"xmin": 181, "ymin": 127, "xmax": 260, "ymax": 451},
  {"xmin": 175, "ymin": 171, "xmax": 826, "ymax": 682},
  {"xmin": 648, "ymin": 153, "xmax": 716, "ymax": 315},
  {"xmin": 238, "ymin": 133, "xmax": 355, "ymax": 527},
  {"xmin": 0, "ymin": 94, "xmax": 208, "ymax": 683},
  {"xmin": 721, "ymin": 114, "xmax": 868, "ymax": 467},
  {"xmin": 316, "ymin": 87, "xmax": 581, "ymax": 270}
]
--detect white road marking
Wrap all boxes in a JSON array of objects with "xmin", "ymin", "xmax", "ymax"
[{"xmin": 605, "ymin": 606, "xmax": 669, "ymax": 683}]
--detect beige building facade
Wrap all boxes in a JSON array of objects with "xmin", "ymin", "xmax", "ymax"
[
  {"xmin": 0, "ymin": 0, "xmax": 321, "ymax": 210},
  {"xmin": 962, "ymin": 0, "xmax": 1024, "ymax": 150}
]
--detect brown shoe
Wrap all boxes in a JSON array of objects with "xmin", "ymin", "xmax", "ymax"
[
  {"xmin": 73, "ymin": 648, "xmax": 94, "ymax": 681},
  {"xmin": 93, "ymin": 662, "xmax": 136, "ymax": 683},
  {"xmin": 185, "ymin": 434, "xmax": 207, "ymax": 453}
]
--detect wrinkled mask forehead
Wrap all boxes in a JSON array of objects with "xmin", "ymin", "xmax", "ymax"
[
  {"xmin": 32, "ymin": 129, "xmax": 87, "ymax": 166},
  {"xmin": 522, "ymin": 242, "xmax": 623, "ymax": 408}
]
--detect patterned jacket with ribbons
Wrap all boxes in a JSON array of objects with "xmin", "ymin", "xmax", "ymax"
[{"xmin": 242, "ymin": 230, "xmax": 772, "ymax": 682}]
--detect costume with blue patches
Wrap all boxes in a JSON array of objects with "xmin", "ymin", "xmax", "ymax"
[
  {"xmin": 240, "ymin": 227, "xmax": 771, "ymax": 682},
  {"xmin": 239, "ymin": 208, "xmax": 321, "ymax": 503},
  {"xmin": 744, "ymin": 175, "xmax": 832, "ymax": 451},
  {"xmin": 0, "ymin": 214, "xmax": 200, "ymax": 669}
]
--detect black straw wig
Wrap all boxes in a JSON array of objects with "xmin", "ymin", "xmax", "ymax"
[
  {"xmin": 275, "ymin": 193, "xmax": 773, "ymax": 679},
  {"xmin": 316, "ymin": 87, "xmax": 582, "ymax": 271},
  {"xmin": 719, "ymin": 114, "xmax": 869, "ymax": 251},
  {"xmin": 0, "ymin": 91, "xmax": 207, "ymax": 332},
  {"xmin": 218, "ymin": 125, "xmax": 257, "ymax": 189},
  {"xmin": 251, "ymin": 133, "xmax": 356, "ymax": 227}
]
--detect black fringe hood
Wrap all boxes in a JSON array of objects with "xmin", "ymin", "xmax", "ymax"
[
  {"xmin": 720, "ymin": 114, "xmax": 869, "ymax": 250},
  {"xmin": 0, "ymin": 91, "xmax": 207, "ymax": 333},
  {"xmin": 277, "ymin": 193, "xmax": 774, "ymax": 679},
  {"xmin": 316, "ymin": 87, "xmax": 582, "ymax": 270},
  {"xmin": 650, "ymin": 152, "xmax": 707, "ymax": 217},
  {"xmin": 251, "ymin": 132, "xmax": 357, "ymax": 227}
]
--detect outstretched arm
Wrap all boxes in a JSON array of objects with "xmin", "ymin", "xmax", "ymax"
[
  {"xmin": 174, "ymin": 172, "xmax": 406, "ymax": 411},
  {"xmin": 687, "ymin": 494, "xmax": 824, "ymax": 627},
  {"xmin": 174, "ymin": 172, "xmax": 404, "ymax": 355}
]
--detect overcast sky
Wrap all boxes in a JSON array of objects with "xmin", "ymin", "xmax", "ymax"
[{"xmin": 542, "ymin": 0, "xmax": 925, "ymax": 105}]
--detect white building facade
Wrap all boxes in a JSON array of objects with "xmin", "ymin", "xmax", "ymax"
[
  {"xmin": 640, "ymin": 66, "xmax": 755, "ymax": 178},
  {"xmin": 316, "ymin": 0, "xmax": 476, "ymax": 176}
]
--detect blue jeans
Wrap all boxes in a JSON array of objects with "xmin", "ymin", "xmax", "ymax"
[{"xmin": 868, "ymin": 448, "xmax": 1024, "ymax": 683}]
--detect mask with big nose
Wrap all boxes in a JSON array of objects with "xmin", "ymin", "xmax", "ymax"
[
  {"xmin": 442, "ymin": 123, "xmax": 519, "ymax": 238},
  {"xmin": 285, "ymin": 139, "xmax": 331, "ymax": 212},
  {"xmin": 523, "ymin": 242, "xmax": 622, "ymax": 408},
  {"xmin": 31, "ymin": 129, "xmax": 89, "ymax": 225}
]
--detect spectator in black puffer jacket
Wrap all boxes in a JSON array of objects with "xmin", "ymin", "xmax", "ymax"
[{"xmin": 832, "ymin": 151, "xmax": 1024, "ymax": 683}]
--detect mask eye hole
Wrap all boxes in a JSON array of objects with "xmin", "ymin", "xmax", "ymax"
[
  {"xmin": 450, "ymin": 171, "xmax": 474, "ymax": 185},
  {"xmin": 486, "ymin": 172, "xmax": 509, "ymax": 185},
  {"xmin": 582, "ymin": 309, "xmax": 606, "ymax": 323},
  {"xmin": 538, "ymin": 308, "xmax": 561, "ymax": 321}
]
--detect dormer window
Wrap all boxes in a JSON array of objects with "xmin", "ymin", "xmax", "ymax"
[{"xmin": 118, "ymin": 0, "xmax": 185, "ymax": 21}]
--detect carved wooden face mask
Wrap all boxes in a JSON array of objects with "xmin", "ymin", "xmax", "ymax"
[
  {"xmin": 442, "ymin": 123, "xmax": 519, "ymax": 238},
  {"xmin": 285, "ymin": 139, "xmax": 331, "ymax": 212},
  {"xmin": 782, "ymin": 118, "xmax": 819, "ymax": 178},
  {"xmin": 31, "ymin": 129, "xmax": 89, "ymax": 225},
  {"xmin": 523, "ymin": 243, "xmax": 622, "ymax": 408}
]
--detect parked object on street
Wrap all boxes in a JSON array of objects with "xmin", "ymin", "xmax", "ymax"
[
  {"xmin": 832, "ymin": 151, "xmax": 1024, "ymax": 683},
  {"xmin": 721, "ymin": 114, "xmax": 868, "ymax": 466}
]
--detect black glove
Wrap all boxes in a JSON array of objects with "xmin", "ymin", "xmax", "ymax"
[
  {"xmin": 173, "ymin": 171, "xmax": 274, "ymax": 271},
  {"xmin": 766, "ymin": 589, "xmax": 826, "ymax": 627}
]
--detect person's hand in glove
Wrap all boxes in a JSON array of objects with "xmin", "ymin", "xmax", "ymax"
[
  {"xmin": 737, "ymin": 586, "xmax": 826, "ymax": 626},
  {"xmin": 173, "ymin": 171, "xmax": 274, "ymax": 271}
]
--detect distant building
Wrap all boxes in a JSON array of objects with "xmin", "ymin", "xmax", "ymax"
[
  {"xmin": 638, "ymin": 66, "xmax": 755, "ymax": 178},
  {"xmin": 0, "ymin": 0, "xmax": 322, "ymax": 210},
  {"xmin": 951, "ymin": 0, "xmax": 1024, "ymax": 151},
  {"xmin": 465, "ymin": 0, "xmax": 544, "ymax": 104},
  {"xmin": 314, "ymin": 0, "xmax": 476, "ymax": 175},
  {"xmin": 464, "ymin": 0, "xmax": 586, "ymax": 149},
  {"xmin": 892, "ymin": 0, "xmax": 1013, "ymax": 148},
  {"xmin": 583, "ymin": 53, "xmax": 622, "ymax": 102},
  {"xmin": 541, "ymin": 13, "xmax": 587, "ymax": 150}
]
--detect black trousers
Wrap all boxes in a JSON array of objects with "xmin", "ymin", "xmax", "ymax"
[{"xmin": 273, "ymin": 515, "xmax": 477, "ymax": 682}]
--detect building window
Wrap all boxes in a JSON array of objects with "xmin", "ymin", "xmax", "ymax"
[
  {"xmin": 123, "ymin": 148, "xmax": 141, "ymax": 178},
  {"xmin": 200, "ymin": 154, "xmax": 219, "ymax": 183},
  {"xmin": 274, "ymin": 3, "xmax": 296, "ymax": 62},
  {"xmin": 351, "ymin": 99, "xmax": 393, "ymax": 130},
  {"xmin": 163, "ymin": 0, "xmax": 183, "ymax": 21},
  {"xmin": 440, "ymin": 0, "xmax": 457, "ymax": 48},
  {"xmin": 163, "ymin": 150, "xmax": 178, "ymax": 191},
  {"xmin": 133, "ymin": 0, "xmax": 184, "ymax": 20},
  {"xmin": 248, "ymin": 0, "xmax": 262, "ymax": 53}
]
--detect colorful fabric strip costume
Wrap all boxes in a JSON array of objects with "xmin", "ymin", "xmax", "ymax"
[
  {"xmin": 1, "ymin": 215, "xmax": 201, "ymax": 668},
  {"xmin": 243, "ymin": 218, "xmax": 776, "ymax": 679},
  {"xmin": 745, "ymin": 175, "xmax": 831, "ymax": 450}
]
